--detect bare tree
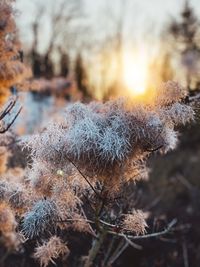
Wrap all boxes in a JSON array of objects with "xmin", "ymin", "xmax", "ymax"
[{"xmin": 29, "ymin": 0, "xmax": 83, "ymax": 78}]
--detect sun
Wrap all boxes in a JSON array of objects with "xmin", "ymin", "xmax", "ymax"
[{"xmin": 122, "ymin": 48, "xmax": 149, "ymax": 96}]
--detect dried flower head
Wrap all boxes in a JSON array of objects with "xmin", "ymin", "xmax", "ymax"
[
  {"xmin": 26, "ymin": 81, "xmax": 194, "ymax": 192},
  {"xmin": 33, "ymin": 236, "xmax": 69, "ymax": 267},
  {"xmin": 155, "ymin": 81, "xmax": 187, "ymax": 106},
  {"xmin": 0, "ymin": 201, "xmax": 17, "ymax": 233},
  {"xmin": 162, "ymin": 102, "xmax": 194, "ymax": 126},
  {"xmin": 2, "ymin": 231, "xmax": 26, "ymax": 250},
  {"xmin": 0, "ymin": 180, "xmax": 30, "ymax": 214},
  {"xmin": 70, "ymin": 213, "xmax": 91, "ymax": 233},
  {"xmin": 122, "ymin": 210, "xmax": 148, "ymax": 235}
]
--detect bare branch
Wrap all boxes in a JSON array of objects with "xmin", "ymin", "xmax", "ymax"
[
  {"xmin": 123, "ymin": 235, "xmax": 142, "ymax": 250},
  {"xmin": 0, "ymin": 97, "xmax": 22, "ymax": 134},
  {"xmin": 107, "ymin": 239, "xmax": 128, "ymax": 266},
  {"xmin": 0, "ymin": 106, "xmax": 22, "ymax": 134},
  {"xmin": 182, "ymin": 237, "xmax": 189, "ymax": 267},
  {"xmin": 0, "ymin": 97, "xmax": 17, "ymax": 120},
  {"xmin": 80, "ymin": 207, "xmax": 97, "ymax": 238}
]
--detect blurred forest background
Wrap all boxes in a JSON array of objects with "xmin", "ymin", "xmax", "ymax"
[
  {"xmin": 1, "ymin": 0, "xmax": 200, "ymax": 266},
  {"xmin": 12, "ymin": 0, "xmax": 200, "ymax": 132}
]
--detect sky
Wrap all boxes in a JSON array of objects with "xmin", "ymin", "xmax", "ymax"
[
  {"xmin": 14, "ymin": 0, "xmax": 200, "ymax": 98},
  {"xmin": 15, "ymin": 0, "xmax": 200, "ymax": 52},
  {"xmin": 15, "ymin": 0, "xmax": 200, "ymax": 29}
]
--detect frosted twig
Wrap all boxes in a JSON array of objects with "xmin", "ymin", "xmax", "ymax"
[
  {"xmin": 0, "ymin": 97, "xmax": 22, "ymax": 133},
  {"xmin": 0, "ymin": 106, "xmax": 22, "ymax": 134}
]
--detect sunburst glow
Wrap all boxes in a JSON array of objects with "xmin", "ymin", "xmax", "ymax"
[{"xmin": 122, "ymin": 48, "xmax": 149, "ymax": 96}]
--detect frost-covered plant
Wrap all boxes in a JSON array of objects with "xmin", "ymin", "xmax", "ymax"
[
  {"xmin": 0, "ymin": 46, "xmax": 195, "ymax": 265},
  {"xmin": 0, "ymin": 2, "xmax": 197, "ymax": 266},
  {"xmin": 0, "ymin": 0, "xmax": 31, "ymax": 104},
  {"xmin": 18, "ymin": 81, "xmax": 195, "ymax": 266},
  {"xmin": 26, "ymin": 81, "xmax": 194, "ymax": 189},
  {"xmin": 22, "ymin": 199, "xmax": 63, "ymax": 238}
]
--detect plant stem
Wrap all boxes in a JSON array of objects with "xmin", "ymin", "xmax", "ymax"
[{"xmin": 84, "ymin": 230, "xmax": 107, "ymax": 267}]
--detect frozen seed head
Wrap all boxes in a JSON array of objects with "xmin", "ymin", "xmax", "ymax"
[
  {"xmin": 28, "ymin": 160, "xmax": 56, "ymax": 196},
  {"xmin": 0, "ymin": 180, "xmax": 10, "ymax": 200},
  {"xmin": 163, "ymin": 102, "xmax": 195, "ymax": 125},
  {"xmin": 122, "ymin": 209, "xmax": 148, "ymax": 235},
  {"xmin": 0, "ymin": 201, "xmax": 17, "ymax": 233},
  {"xmin": 0, "ymin": 180, "xmax": 29, "ymax": 212},
  {"xmin": 26, "ymin": 81, "xmax": 194, "ymax": 185},
  {"xmin": 8, "ymin": 186, "xmax": 29, "ymax": 211},
  {"xmin": 33, "ymin": 236, "xmax": 69, "ymax": 267},
  {"xmin": 155, "ymin": 81, "xmax": 187, "ymax": 106},
  {"xmin": 22, "ymin": 199, "xmax": 61, "ymax": 238}
]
